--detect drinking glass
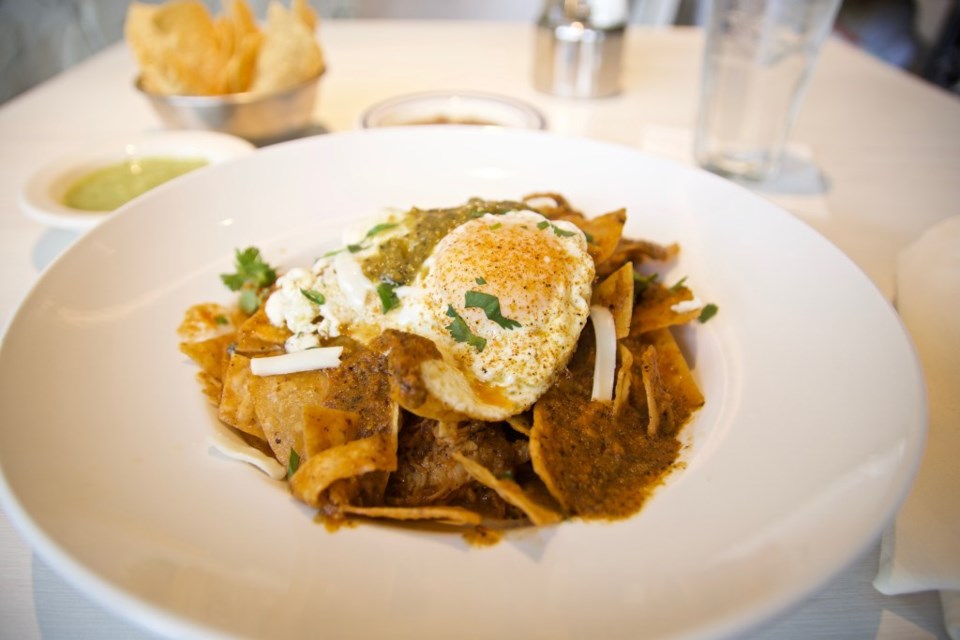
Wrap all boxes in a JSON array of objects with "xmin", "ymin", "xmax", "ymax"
[{"xmin": 694, "ymin": 0, "xmax": 841, "ymax": 181}]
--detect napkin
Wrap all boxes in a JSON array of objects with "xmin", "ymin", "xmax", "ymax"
[{"xmin": 873, "ymin": 216, "xmax": 960, "ymax": 640}]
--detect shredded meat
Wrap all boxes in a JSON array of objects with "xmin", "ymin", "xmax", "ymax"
[{"xmin": 385, "ymin": 417, "xmax": 529, "ymax": 511}]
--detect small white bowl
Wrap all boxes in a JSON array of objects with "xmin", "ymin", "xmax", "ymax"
[
  {"xmin": 359, "ymin": 91, "xmax": 547, "ymax": 130},
  {"xmin": 19, "ymin": 130, "xmax": 255, "ymax": 231}
]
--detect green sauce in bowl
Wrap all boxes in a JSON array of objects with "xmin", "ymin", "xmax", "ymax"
[{"xmin": 63, "ymin": 157, "xmax": 207, "ymax": 211}]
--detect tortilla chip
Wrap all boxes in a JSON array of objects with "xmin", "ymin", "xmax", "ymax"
[
  {"xmin": 250, "ymin": 365, "xmax": 330, "ymax": 466},
  {"xmin": 219, "ymin": 353, "xmax": 266, "ymax": 440},
  {"xmin": 630, "ymin": 282, "xmax": 700, "ymax": 336},
  {"xmin": 250, "ymin": 0, "xmax": 324, "ymax": 95},
  {"xmin": 599, "ymin": 238, "xmax": 681, "ymax": 279},
  {"xmin": 522, "ymin": 192, "xmax": 584, "ymax": 220},
  {"xmin": 613, "ymin": 344, "xmax": 634, "ymax": 417},
  {"xmin": 505, "ymin": 414, "xmax": 532, "ymax": 437},
  {"xmin": 577, "ymin": 209, "xmax": 625, "ymax": 266},
  {"xmin": 339, "ymin": 505, "xmax": 483, "ymax": 526},
  {"xmin": 180, "ymin": 332, "xmax": 234, "ymax": 382},
  {"xmin": 627, "ymin": 328, "xmax": 704, "ymax": 436},
  {"xmin": 375, "ymin": 330, "xmax": 470, "ymax": 422},
  {"xmin": 197, "ymin": 370, "xmax": 223, "ymax": 405},
  {"xmin": 177, "ymin": 302, "xmax": 237, "ymax": 342},
  {"xmin": 126, "ymin": 0, "xmax": 227, "ymax": 95},
  {"xmin": 453, "ymin": 453, "xmax": 563, "ymax": 526},
  {"xmin": 530, "ymin": 323, "xmax": 683, "ymax": 518},
  {"xmin": 234, "ymin": 306, "xmax": 289, "ymax": 356},
  {"xmin": 303, "ymin": 406, "xmax": 360, "ymax": 456},
  {"xmin": 592, "ymin": 262, "xmax": 634, "ymax": 339},
  {"xmin": 290, "ymin": 403, "xmax": 399, "ymax": 508}
]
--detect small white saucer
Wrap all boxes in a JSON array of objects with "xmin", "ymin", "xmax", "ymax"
[
  {"xmin": 359, "ymin": 91, "xmax": 547, "ymax": 130},
  {"xmin": 18, "ymin": 130, "xmax": 255, "ymax": 231}
]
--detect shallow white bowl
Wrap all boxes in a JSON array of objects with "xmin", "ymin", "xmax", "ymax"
[
  {"xmin": 360, "ymin": 90, "xmax": 547, "ymax": 129},
  {"xmin": 0, "ymin": 128, "xmax": 925, "ymax": 640},
  {"xmin": 18, "ymin": 130, "xmax": 255, "ymax": 232}
]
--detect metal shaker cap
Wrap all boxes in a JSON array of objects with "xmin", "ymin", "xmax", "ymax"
[{"xmin": 533, "ymin": 0, "xmax": 627, "ymax": 98}]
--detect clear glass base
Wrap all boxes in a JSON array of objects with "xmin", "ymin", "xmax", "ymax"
[{"xmin": 696, "ymin": 150, "xmax": 783, "ymax": 183}]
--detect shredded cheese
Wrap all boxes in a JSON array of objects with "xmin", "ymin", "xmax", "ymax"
[
  {"xmin": 670, "ymin": 298, "xmax": 703, "ymax": 314},
  {"xmin": 250, "ymin": 346, "xmax": 343, "ymax": 376},
  {"xmin": 590, "ymin": 305, "xmax": 616, "ymax": 402},
  {"xmin": 208, "ymin": 426, "xmax": 286, "ymax": 480}
]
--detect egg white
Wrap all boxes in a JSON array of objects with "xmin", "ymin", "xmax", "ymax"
[{"xmin": 265, "ymin": 208, "xmax": 595, "ymax": 420}]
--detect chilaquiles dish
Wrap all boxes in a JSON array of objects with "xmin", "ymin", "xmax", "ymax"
[{"xmin": 177, "ymin": 194, "xmax": 717, "ymax": 533}]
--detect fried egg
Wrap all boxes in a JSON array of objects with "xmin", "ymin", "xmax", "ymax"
[{"xmin": 265, "ymin": 204, "xmax": 595, "ymax": 420}]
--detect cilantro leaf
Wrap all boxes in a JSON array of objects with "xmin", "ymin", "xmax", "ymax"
[
  {"xmin": 347, "ymin": 244, "xmax": 364, "ymax": 253},
  {"xmin": 220, "ymin": 247, "xmax": 277, "ymax": 314},
  {"xmin": 633, "ymin": 272, "xmax": 659, "ymax": 294},
  {"xmin": 583, "ymin": 230, "xmax": 595, "ymax": 243},
  {"xmin": 377, "ymin": 281, "xmax": 400, "ymax": 313},
  {"xmin": 214, "ymin": 314, "xmax": 229, "ymax": 325},
  {"xmin": 366, "ymin": 222, "xmax": 398, "ymax": 238},
  {"xmin": 300, "ymin": 288, "xmax": 325, "ymax": 305},
  {"xmin": 669, "ymin": 276, "xmax": 688, "ymax": 292},
  {"xmin": 475, "ymin": 276, "xmax": 487, "ymax": 285},
  {"xmin": 287, "ymin": 449, "xmax": 300, "ymax": 479},
  {"xmin": 537, "ymin": 220, "xmax": 550, "ymax": 230},
  {"xmin": 552, "ymin": 224, "xmax": 577, "ymax": 238},
  {"xmin": 464, "ymin": 291, "xmax": 521, "ymax": 330},
  {"xmin": 698, "ymin": 303, "xmax": 719, "ymax": 323},
  {"xmin": 221, "ymin": 247, "xmax": 277, "ymax": 291},
  {"xmin": 445, "ymin": 305, "xmax": 487, "ymax": 352}
]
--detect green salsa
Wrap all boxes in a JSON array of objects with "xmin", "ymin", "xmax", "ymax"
[
  {"xmin": 360, "ymin": 198, "xmax": 532, "ymax": 285},
  {"xmin": 63, "ymin": 156, "xmax": 208, "ymax": 211}
]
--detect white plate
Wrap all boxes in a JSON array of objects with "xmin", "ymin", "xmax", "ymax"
[
  {"xmin": 18, "ymin": 130, "xmax": 255, "ymax": 231},
  {"xmin": 0, "ymin": 128, "xmax": 925, "ymax": 640}
]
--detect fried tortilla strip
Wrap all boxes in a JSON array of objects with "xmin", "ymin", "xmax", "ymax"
[
  {"xmin": 522, "ymin": 192, "xmax": 584, "ymax": 220},
  {"xmin": 290, "ymin": 403, "xmax": 399, "ymax": 508},
  {"xmin": 303, "ymin": 406, "xmax": 360, "ymax": 456},
  {"xmin": 219, "ymin": 353, "xmax": 266, "ymax": 440},
  {"xmin": 530, "ymin": 323, "xmax": 684, "ymax": 519},
  {"xmin": 308, "ymin": 340, "xmax": 399, "ymax": 509},
  {"xmin": 339, "ymin": 505, "xmax": 483, "ymax": 526},
  {"xmin": 598, "ymin": 238, "xmax": 680, "ymax": 279},
  {"xmin": 385, "ymin": 418, "xmax": 528, "ymax": 509},
  {"xmin": 576, "ymin": 209, "xmax": 625, "ymax": 266},
  {"xmin": 505, "ymin": 414, "xmax": 532, "ymax": 437},
  {"xmin": 375, "ymin": 330, "xmax": 471, "ymax": 422},
  {"xmin": 627, "ymin": 329, "xmax": 704, "ymax": 437},
  {"xmin": 639, "ymin": 345, "xmax": 663, "ymax": 437},
  {"xmin": 453, "ymin": 453, "xmax": 563, "ymax": 526},
  {"xmin": 180, "ymin": 333, "xmax": 234, "ymax": 382},
  {"xmin": 613, "ymin": 344, "xmax": 634, "ymax": 418},
  {"xmin": 592, "ymin": 262, "xmax": 634, "ymax": 339},
  {"xmin": 251, "ymin": 366, "xmax": 330, "ymax": 465},
  {"xmin": 177, "ymin": 302, "xmax": 239, "ymax": 342},
  {"xmin": 629, "ymin": 282, "xmax": 700, "ymax": 336},
  {"xmin": 197, "ymin": 370, "xmax": 222, "ymax": 406},
  {"xmin": 235, "ymin": 306, "xmax": 289, "ymax": 356}
]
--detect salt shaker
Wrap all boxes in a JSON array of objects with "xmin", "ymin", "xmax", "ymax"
[{"xmin": 533, "ymin": 0, "xmax": 628, "ymax": 98}]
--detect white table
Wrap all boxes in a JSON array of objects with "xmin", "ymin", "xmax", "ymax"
[{"xmin": 1, "ymin": 21, "xmax": 958, "ymax": 640}]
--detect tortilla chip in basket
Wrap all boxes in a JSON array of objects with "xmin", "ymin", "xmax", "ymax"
[{"xmin": 250, "ymin": 0, "xmax": 325, "ymax": 95}]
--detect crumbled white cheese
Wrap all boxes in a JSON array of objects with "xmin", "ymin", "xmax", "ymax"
[{"xmin": 671, "ymin": 298, "xmax": 703, "ymax": 314}]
